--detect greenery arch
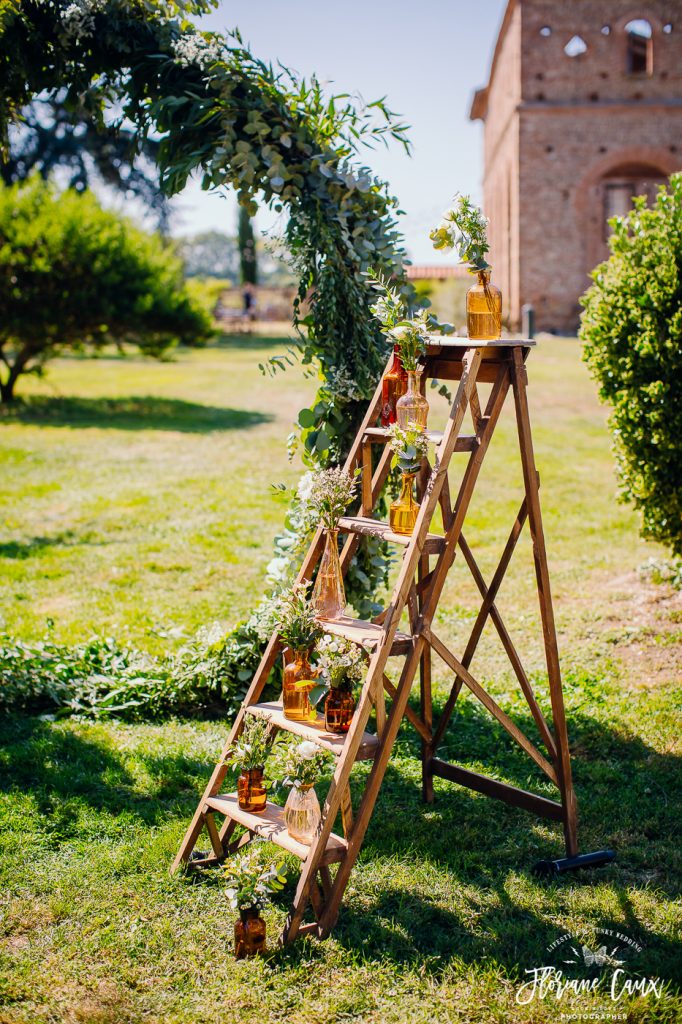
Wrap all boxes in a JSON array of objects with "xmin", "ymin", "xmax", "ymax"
[{"xmin": 0, "ymin": 0, "xmax": 414, "ymax": 713}]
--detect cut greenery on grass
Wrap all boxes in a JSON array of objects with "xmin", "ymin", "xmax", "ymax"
[{"xmin": 0, "ymin": 335, "xmax": 680, "ymax": 1022}]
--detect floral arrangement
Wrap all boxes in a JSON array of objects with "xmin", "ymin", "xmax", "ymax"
[
  {"xmin": 223, "ymin": 847, "xmax": 287, "ymax": 911},
  {"xmin": 429, "ymin": 193, "xmax": 491, "ymax": 272},
  {"xmin": 271, "ymin": 583, "xmax": 322, "ymax": 652},
  {"xmin": 304, "ymin": 466, "xmax": 359, "ymax": 531},
  {"xmin": 369, "ymin": 277, "xmax": 430, "ymax": 372},
  {"xmin": 315, "ymin": 634, "xmax": 365, "ymax": 692},
  {"xmin": 224, "ymin": 715, "xmax": 279, "ymax": 773},
  {"xmin": 388, "ymin": 422, "xmax": 430, "ymax": 474},
  {"xmin": 277, "ymin": 739, "xmax": 334, "ymax": 788}
]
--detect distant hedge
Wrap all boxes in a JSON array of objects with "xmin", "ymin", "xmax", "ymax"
[{"xmin": 580, "ymin": 173, "xmax": 682, "ymax": 557}]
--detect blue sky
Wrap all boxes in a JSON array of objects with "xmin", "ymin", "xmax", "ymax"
[{"xmin": 168, "ymin": 0, "xmax": 508, "ymax": 263}]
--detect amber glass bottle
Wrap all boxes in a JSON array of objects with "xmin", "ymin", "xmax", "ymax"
[
  {"xmin": 236, "ymin": 767, "xmax": 267, "ymax": 813},
  {"xmin": 396, "ymin": 369, "xmax": 429, "ymax": 430},
  {"xmin": 381, "ymin": 344, "xmax": 408, "ymax": 426},
  {"xmin": 234, "ymin": 907, "xmax": 267, "ymax": 958},
  {"xmin": 324, "ymin": 687, "xmax": 355, "ymax": 733},
  {"xmin": 466, "ymin": 270, "xmax": 502, "ymax": 340},
  {"xmin": 389, "ymin": 472, "xmax": 419, "ymax": 535},
  {"xmin": 312, "ymin": 528, "xmax": 346, "ymax": 620},
  {"xmin": 282, "ymin": 648, "xmax": 318, "ymax": 721}
]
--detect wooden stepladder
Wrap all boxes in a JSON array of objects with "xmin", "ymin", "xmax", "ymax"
[{"xmin": 172, "ymin": 338, "xmax": 579, "ymax": 942}]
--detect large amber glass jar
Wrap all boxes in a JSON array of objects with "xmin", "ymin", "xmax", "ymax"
[
  {"xmin": 466, "ymin": 270, "xmax": 502, "ymax": 341},
  {"xmin": 396, "ymin": 369, "xmax": 429, "ymax": 430},
  {"xmin": 381, "ymin": 344, "xmax": 408, "ymax": 426},
  {"xmin": 284, "ymin": 783, "xmax": 321, "ymax": 845},
  {"xmin": 236, "ymin": 767, "xmax": 267, "ymax": 813},
  {"xmin": 234, "ymin": 907, "xmax": 266, "ymax": 959},
  {"xmin": 312, "ymin": 528, "xmax": 346, "ymax": 620},
  {"xmin": 324, "ymin": 687, "xmax": 355, "ymax": 734},
  {"xmin": 389, "ymin": 472, "xmax": 419, "ymax": 535},
  {"xmin": 282, "ymin": 648, "xmax": 318, "ymax": 722}
]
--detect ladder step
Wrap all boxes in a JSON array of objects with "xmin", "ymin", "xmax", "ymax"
[
  {"xmin": 364, "ymin": 426, "xmax": 477, "ymax": 452},
  {"xmin": 245, "ymin": 700, "xmax": 379, "ymax": 760},
  {"xmin": 205, "ymin": 794, "xmax": 348, "ymax": 865},
  {"xmin": 320, "ymin": 615, "xmax": 413, "ymax": 655},
  {"xmin": 338, "ymin": 515, "xmax": 445, "ymax": 554}
]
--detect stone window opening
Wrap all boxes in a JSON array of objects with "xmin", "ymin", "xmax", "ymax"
[
  {"xmin": 539, "ymin": 25, "xmax": 552, "ymax": 37},
  {"xmin": 663, "ymin": 23, "xmax": 673, "ymax": 34},
  {"xmin": 602, "ymin": 24, "xmax": 611, "ymax": 35},
  {"xmin": 564, "ymin": 34, "xmax": 588, "ymax": 57},
  {"xmin": 625, "ymin": 19, "xmax": 653, "ymax": 75}
]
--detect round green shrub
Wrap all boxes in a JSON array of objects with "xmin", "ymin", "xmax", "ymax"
[{"xmin": 580, "ymin": 173, "xmax": 682, "ymax": 556}]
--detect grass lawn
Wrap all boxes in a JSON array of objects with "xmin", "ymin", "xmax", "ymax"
[{"xmin": 0, "ymin": 335, "xmax": 680, "ymax": 1023}]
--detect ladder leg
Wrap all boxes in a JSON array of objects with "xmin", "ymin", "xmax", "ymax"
[
  {"xmin": 511, "ymin": 349, "xmax": 578, "ymax": 857},
  {"xmin": 419, "ymin": 552, "xmax": 434, "ymax": 803}
]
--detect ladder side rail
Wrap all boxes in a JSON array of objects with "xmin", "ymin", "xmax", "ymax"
[
  {"xmin": 293, "ymin": 349, "xmax": 483, "ymax": 938},
  {"xmin": 511, "ymin": 348, "xmax": 578, "ymax": 856}
]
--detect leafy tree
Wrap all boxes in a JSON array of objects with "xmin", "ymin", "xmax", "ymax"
[
  {"xmin": 237, "ymin": 204, "xmax": 257, "ymax": 285},
  {"xmin": 1, "ymin": 90, "xmax": 170, "ymax": 229},
  {"xmin": 580, "ymin": 173, "xmax": 682, "ymax": 556},
  {"xmin": 180, "ymin": 230, "xmax": 239, "ymax": 280},
  {"xmin": 0, "ymin": 175, "xmax": 213, "ymax": 402}
]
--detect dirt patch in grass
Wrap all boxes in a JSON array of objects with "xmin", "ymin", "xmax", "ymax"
[{"xmin": 595, "ymin": 571, "xmax": 682, "ymax": 687}]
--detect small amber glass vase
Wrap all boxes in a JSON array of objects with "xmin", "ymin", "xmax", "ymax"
[
  {"xmin": 389, "ymin": 472, "xmax": 419, "ymax": 536},
  {"xmin": 234, "ymin": 907, "xmax": 267, "ymax": 959},
  {"xmin": 282, "ymin": 648, "xmax": 318, "ymax": 722},
  {"xmin": 312, "ymin": 528, "xmax": 346, "ymax": 620},
  {"xmin": 466, "ymin": 270, "xmax": 502, "ymax": 341},
  {"xmin": 396, "ymin": 369, "xmax": 429, "ymax": 430},
  {"xmin": 324, "ymin": 686, "xmax": 356, "ymax": 734},
  {"xmin": 236, "ymin": 766, "xmax": 267, "ymax": 814},
  {"xmin": 284, "ymin": 783, "xmax": 321, "ymax": 845},
  {"xmin": 381, "ymin": 344, "xmax": 408, "ymax": 426}
]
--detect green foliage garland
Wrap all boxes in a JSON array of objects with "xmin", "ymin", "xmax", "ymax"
[{"xmin": 0, "ymin": 0, "xmax": 413, "ymax": 713}]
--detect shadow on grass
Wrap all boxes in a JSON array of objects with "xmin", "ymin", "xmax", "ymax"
[
  {"xmin": 0, "ymin": 395, "xmax": 273, "ymax": 432},
  {"xmin": 1, "ymin": 699, "xmax": 680, "ymax": 980}
]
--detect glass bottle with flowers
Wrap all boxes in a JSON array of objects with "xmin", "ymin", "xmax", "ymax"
[
  {"xmin": 223, "ymin": 847, "xmax": 287, "ymax": 959},
  {"xmin": 272, "ymin": 583, "xmax": 322, "ymax": 722},
  {"xmin": 387, "ymin": 422, "xmax": 430, "ymax": 535},
  {"xmin": 276, "ymin": 739, "xmax": 335, "ymax": 845},
  {"xmin": 430, "ymin": 193, "xmax": 502, "ymax": 341},
  {"xmin": 306, "ymin": 467, "xmax": 358, "ymax": 620},
  {"xmin": 370, "ymin": 278, "xmax": 408, "ymax": 426},
  {"xmin": 312, "ymin": 634, "xmax": 365, "ymax": 734},
  {"xmin": 224, "ymin": 715, "xmax": 279, "ymax": 814},
  {"xmin": 371, "ymin": 279, "xmax": 430, "ymax": 431}
]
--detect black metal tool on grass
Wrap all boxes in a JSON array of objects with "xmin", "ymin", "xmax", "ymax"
[{"xmin": 533, "ymin": 849, "xmax": 616, "ymax": 878}]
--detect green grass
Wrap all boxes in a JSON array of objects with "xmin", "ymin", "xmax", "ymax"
[{"xmin": 0, "ymin": 336, "xmax": 680, "ymax": 1022}]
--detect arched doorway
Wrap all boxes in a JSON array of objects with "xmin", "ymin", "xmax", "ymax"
[{"xmin": 577, "ymin": 151, "xmax": 677, "ymax": 278}]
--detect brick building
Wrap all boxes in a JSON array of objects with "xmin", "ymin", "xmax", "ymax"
[{"xmin": 470, "ymin": 1, "xmax": 682, "ymax": 332}]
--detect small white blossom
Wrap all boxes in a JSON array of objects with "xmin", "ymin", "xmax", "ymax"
[
  {"xmin": 173, "ymin": 32, "xmax": 224, "ymax": 71},
  {"xmin": 298, "ymin": 741, "xmax": 319, "ymax": 760}
]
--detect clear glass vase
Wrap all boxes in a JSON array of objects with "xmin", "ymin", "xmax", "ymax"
[
  {"xmin": 466, "ymin": 270, "xmax": 502, "ymax": 341},
  {"xmin": 324, "ymin": 687, "xmax": 356, "ymax": 734},
  {"xmin": 236, "ymin": 767, "xmax": 267, "ymax": 814},
  {"xmin": 381, "ymin": 344, "xmax": 408, "ymax": 426},
  {"xmin": 312, "ymin": 528, "xmax": 346, "ymax": 620},
  {"xmin": 234, "ymin": 907, "xmax": 267, "ymax": 959},
  {"xmin": 396, "ymin": 369, "xmax": 429, "ymax": 430},
  {"xmin": 282, "ymin": 648, "xmax": 318, "ymax": 722},
  {"xmin": 284, "ymin": 783, "xmax": 321, "ymax": 845},
  {"xmin": 389, "ymin": 472, "xmax": 419, "ymax": 536}
]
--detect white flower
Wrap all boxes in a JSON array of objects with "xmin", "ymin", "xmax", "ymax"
[
  {"xmin": 298, "ymin": 741, "xmax": 319, "ymax": 759},
  {"xmin": 297, "ymin": 472, "xmax": 315, "ymax": 502},
  {"xmin": 173, "ymin": 32, "xmax": 224, "ymax": 71}
]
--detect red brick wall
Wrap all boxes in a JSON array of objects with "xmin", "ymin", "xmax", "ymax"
[{"xmin": 474, "ymin": 0, "xmax": 682, "ymax": 332}]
